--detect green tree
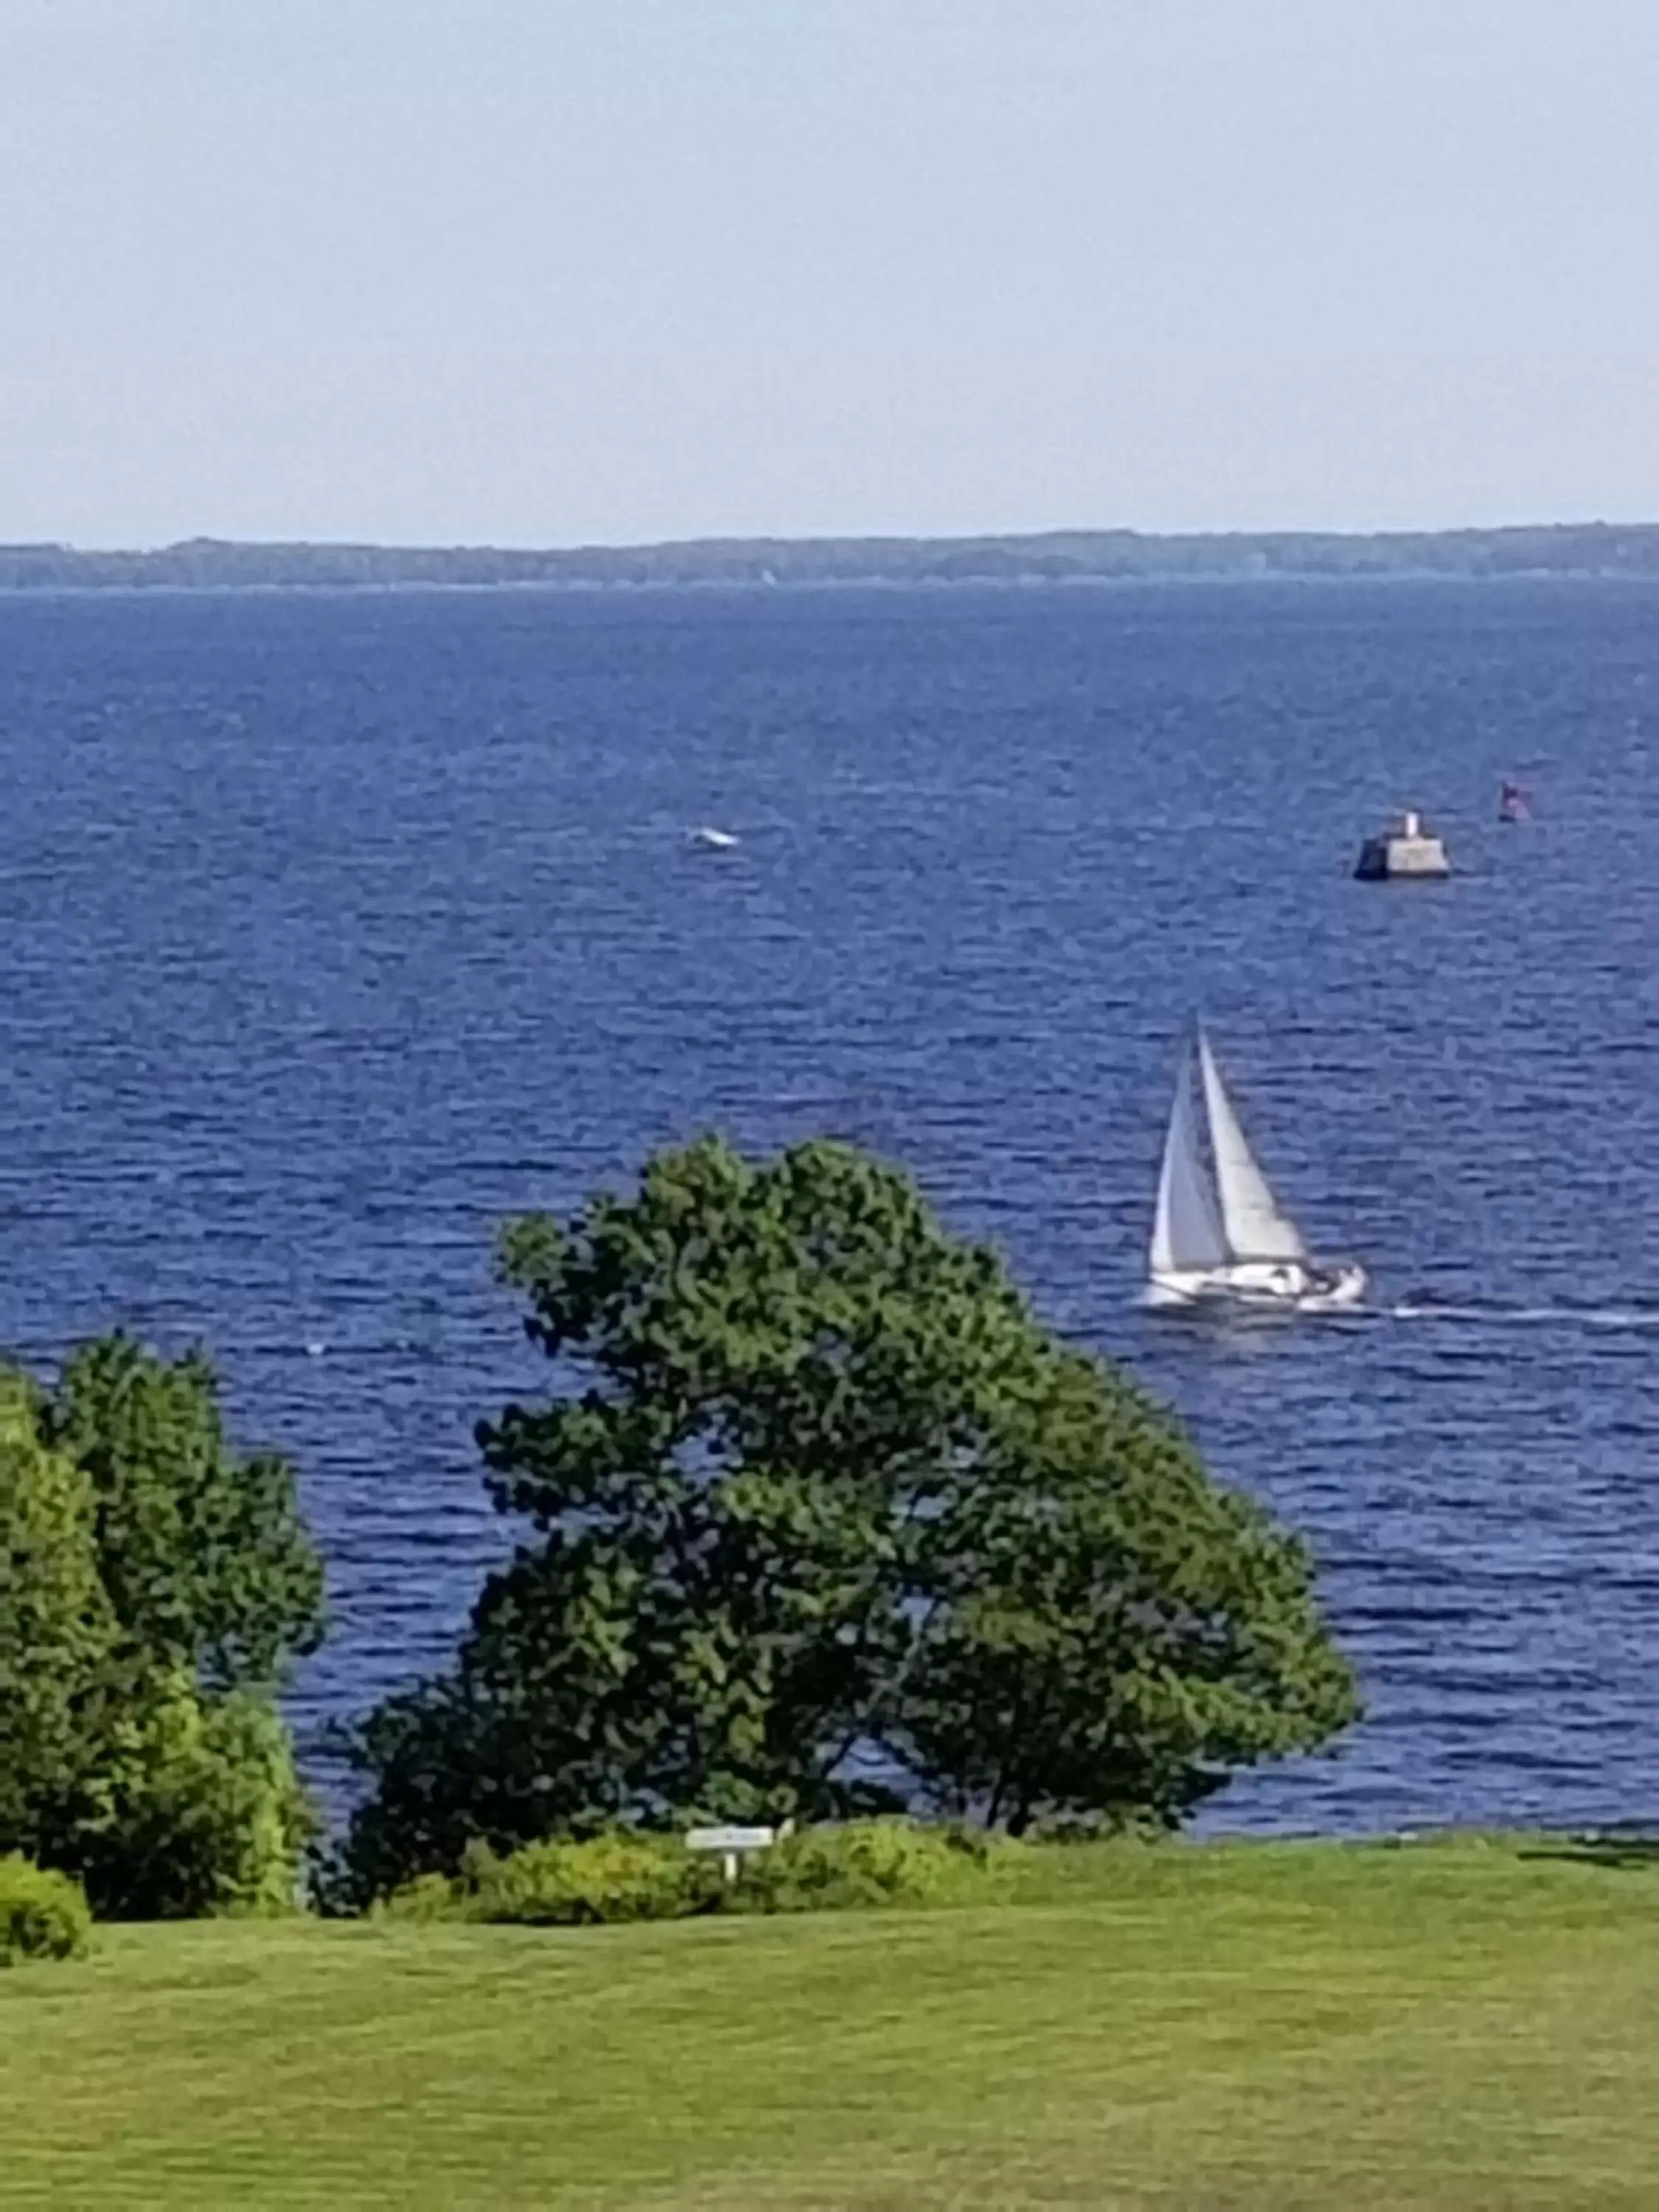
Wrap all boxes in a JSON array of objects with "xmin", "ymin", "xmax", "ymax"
[
  {"xmin": 0, "ymin": 1377, "xmax": 115, "ymax": 1853},
  {"xmin": 0, "ymin": 1338, "xmax": 324, "ymax": 1916},
  {"xmin": 44, "ymin": 1335, "xmax": 324, "ymax": 1690},
  {"xmin": 63, "ymin": 1674, "xmax": 315, "ymax": 1920},
  {"xmin": 344, "ymin": 1138, "xmax": 1357, "ymax": 1898}
]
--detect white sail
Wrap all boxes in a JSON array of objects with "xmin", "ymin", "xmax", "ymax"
[
  {"xmin": 1197, "ymin": 1031, "xmax": 1308, "ymax": 1263},
  {"xmin": 1150, "ymin": 1047, "xmax": 1227, "ymax": 1276}
]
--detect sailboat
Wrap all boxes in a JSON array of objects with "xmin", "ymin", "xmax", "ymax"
[{"xmin": 1146, "ymin": 1029, "xmax": 1366, "ymax": 1312}]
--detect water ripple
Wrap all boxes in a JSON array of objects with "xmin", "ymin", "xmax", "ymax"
[{"xmin": 1, "ymin": 579, "xmax": 1655, "ymax": 1834}]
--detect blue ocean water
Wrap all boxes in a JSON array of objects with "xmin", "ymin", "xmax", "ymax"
[{"xmin": 1, "ymin": 578, "xmax": 1656, "ymax": 1834}]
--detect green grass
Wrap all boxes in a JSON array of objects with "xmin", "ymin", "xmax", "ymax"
[{"xmin": 4, "ymin": 1834, "xmax": 1659, "ymax": 2209}]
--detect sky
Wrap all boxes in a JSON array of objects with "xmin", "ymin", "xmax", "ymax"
[{"xmin": 2, "ymin": 0, "xmax": 1658, "ymax": 546}]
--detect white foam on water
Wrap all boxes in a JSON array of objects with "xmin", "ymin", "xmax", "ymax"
[{"xmin": 1391, "ymin": 1299, "xmax": 1659, "ymax": 1332}]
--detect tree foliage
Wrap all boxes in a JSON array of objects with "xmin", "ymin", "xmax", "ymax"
[
  {"xmin": 61, "ymin": 1675, "xmax": 315, "ymax": 1920},
  {"xmin": 43, "ymin": 1335, "xmax": 324, "ymax": 1688},
  {"xmin": 344, "ymin": 1138, "xmax": 1358, "ymax": 1898},
  {"xmin": 0, "ymin": 1377, "xmax": 116, "ymax": 1854},
  {"xmin": 3, "ymin": 521, "xmax": 1658, "ymax": 591},
  {"xmin": 0, "ymin": 1337, "xmax": 324, "ymax": 1916}
]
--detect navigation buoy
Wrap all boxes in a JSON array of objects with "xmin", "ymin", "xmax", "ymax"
[{"xmin": 1354, "ymin": 807, "xmax": 1451, "ymax": 880}]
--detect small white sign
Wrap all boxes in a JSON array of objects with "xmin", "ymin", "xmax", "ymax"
[
  {"xmin": 685, "ymin": 1824, "xmax": 776, "ymax": 1882},
  {"xmin": 685, "ymin": 1825, "xmax": 775, "ymax": 1854}
]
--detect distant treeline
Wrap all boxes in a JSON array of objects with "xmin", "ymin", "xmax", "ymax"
[{"xmin": 2, "ymin": 523, "xmax": 1658, "ymax": 591}]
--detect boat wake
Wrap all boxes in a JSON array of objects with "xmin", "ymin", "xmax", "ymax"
[{"xmin": 1390, "ymin": 1295, "xmax": 1659, "ymax": 1332}]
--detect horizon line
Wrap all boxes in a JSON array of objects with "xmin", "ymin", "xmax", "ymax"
[{"xmin": 7, "ymin": 515, "xmax": 1659, "ymax": 559}]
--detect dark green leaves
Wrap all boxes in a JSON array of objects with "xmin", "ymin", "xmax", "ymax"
[
  {"xmin": 45, "ymin": 1335, "xmax": 324, "ymax": 1691},
  {"xmin": 346, "ymin": 1136, "xmax": 1358, "ymax": 1894}
]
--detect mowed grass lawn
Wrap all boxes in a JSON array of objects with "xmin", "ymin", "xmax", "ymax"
[{"xmin": 4, "ymin": 1836, "xmax": 1658, "ymax": 2210}]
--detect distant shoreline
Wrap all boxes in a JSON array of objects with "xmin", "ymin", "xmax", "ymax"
[{"xmin": 2, "ymin": 522, "xmax": 1658, "ymax": 591}]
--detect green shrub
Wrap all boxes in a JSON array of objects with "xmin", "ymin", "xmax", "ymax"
[
  {"xmin": 734, "ymin": 1819, "xmax": 1020, "ymax": 1914},
  {"xmin": 468, "ymin": 1833, "xmax": 720, "ymax": 1925},
  {"xmin": 378, "ymin": 1834, "xmax": 720, "ymax": 1927},
  {"xmin": 374, "ymin": 1871, "xmax": 462, "ymax": 1925},
  {"xmin": 71, "ymin": 1682, "xmax": 315, "ymax": 1919},
  {"xmin": 0, "ymin": 1854, "xmax": 91, "ymax": 1966},
  {"xmin": 377, "ymin": 1821, "xmax": 1023, "ymax": 1928}
]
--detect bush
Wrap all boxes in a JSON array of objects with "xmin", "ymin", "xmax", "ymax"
[
  {"xmin": 374, "ymin": 1871, "xmax": 462, "ymax": 1925},
  {"xmin": 734, "ymin": 1819, "xmax": 1019, "ymax": 1914},
  {"xmin": 0, "ymin": 1854, "xmax": 91, "ymax": 1966},
  {"xmin": 381, "ymin": 1834, "xmax": 720, "ymax": 1927},
  {"xmin": 471, "ymin": 1834, "xmax": 720, "ymax": 1925},
  {"xmin": 375, "ymin": 1821, "xmax": 1023, "ymax": 1927},
  {"xmin": 70, "ymin": 1683, "xmax": 315, "ymax": 1919}
]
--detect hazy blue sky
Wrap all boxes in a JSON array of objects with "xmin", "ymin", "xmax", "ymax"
[{"xmin": 4, "ymin": 0, "xmax": 1657, "ymax": 545}]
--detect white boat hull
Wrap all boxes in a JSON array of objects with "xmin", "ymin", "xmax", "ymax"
[{"xmin": 1146, "ymin": 1259, "xmax": 1368, "ymax": 1314}]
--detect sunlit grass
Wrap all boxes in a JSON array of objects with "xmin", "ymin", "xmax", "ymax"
[{"xmin": 4, "ymin": 1834, "xmax": 1658, "ymax": 2208}]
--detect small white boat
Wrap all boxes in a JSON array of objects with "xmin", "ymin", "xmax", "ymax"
[
  {"xmin": 1146, "ymin": 1029, "xmax": 1366, "ymax": 1313},
  {"xmin": 692, "ymin": 825, "xmax": 740, "ymax": 850}
]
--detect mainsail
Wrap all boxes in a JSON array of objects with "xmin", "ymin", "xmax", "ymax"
[
  {"xmin": 1150, "ymin": 1048, "xmax": 1227, "ymax": 1276},
  {"xmin": 1197, "ymin": 1031, "xmax": 1308, "ymax": 1263}
]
